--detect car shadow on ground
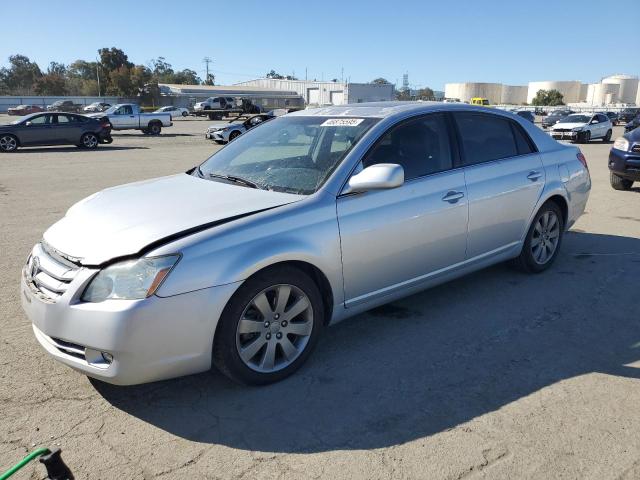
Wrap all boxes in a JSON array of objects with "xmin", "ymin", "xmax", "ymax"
[
  {"xmin": 94, "ymin": 231, "xmax": 640, "ymax": 453},
  {"xmin": 12, "ymin": 146, "xmax": 149, "ymax": 153}
]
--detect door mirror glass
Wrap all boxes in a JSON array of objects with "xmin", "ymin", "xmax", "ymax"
[
  {"xmin": 343, "ymin": 163, "xmax": 404, "ymax": 194},
  {"xmin": 25, "ymin": 121, "xmax": 32, "ymax": 126},
  {"xmin": 590, "ymin": 119, "xmax": 598, "ymax": 124}
]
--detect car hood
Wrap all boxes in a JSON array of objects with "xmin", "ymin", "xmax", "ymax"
[
  {"xmin": 43, "ymin": 173, "xmax": 303, "ymax": 265},
  {"xmin": 551, "ymin": 122, "xmax": 587, "ymax": 130}
]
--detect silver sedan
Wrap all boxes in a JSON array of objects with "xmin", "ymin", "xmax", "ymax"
[{"xmin": 20, "ymin": 102, "xmax": 591, "ymax": 386}]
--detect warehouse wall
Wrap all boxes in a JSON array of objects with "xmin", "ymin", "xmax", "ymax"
[{"xmin": 236, "ymin": 79, "xmax": 394, "ymax": 105}]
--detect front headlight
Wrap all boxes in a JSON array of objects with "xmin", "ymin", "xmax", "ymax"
[
  {"xmin": 82, "ymin": 255, "xmax": 180, "ymax": 302},
  {"xmin": 572, "ymin": 127, "xmax": 584, "ymax": 132},
  {"xmin": 613, "ymin": 137, "xmax": 630, "ymax": 151}
]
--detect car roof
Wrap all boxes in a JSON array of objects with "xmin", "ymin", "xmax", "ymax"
[{"xmin": 288, "ymin": 101, "xmax": 506, "ymax": 119}]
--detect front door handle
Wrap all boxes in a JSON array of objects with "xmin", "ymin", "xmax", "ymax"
[
  {"xmin": 527, "ymin": 171, "xmax": 542, "ymax": 181},
  {"xmin": 442, "ymin": 191, "xmax": 465, "ymax": 203}
]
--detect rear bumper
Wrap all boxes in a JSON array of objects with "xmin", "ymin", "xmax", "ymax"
[
  {"xmin": 609, "ymin": 148, "xmax": 640, "ymax": 181},
  {"xmin": 20, "ymin": 268, "xmax": 240, "ymax": 385}
]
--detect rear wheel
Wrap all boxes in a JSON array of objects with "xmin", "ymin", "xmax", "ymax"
[
  {"xmin": 213, "ymin": 266, "xmax": 324, "ymax": 385},
  {"xmin": 610, "ymin": 172, "xmax": 633, "ymax": 190},
  {"xmin": 182, "ymin": 110, "xmax": 188, "ymax": 117},
  {"xmin": 0, "ymin": 134, "xmax": 18, "ymax": 152},
  {"xmin": 512, "ymin": 201, "xmax": 564, "ymax": 273},
  {"xmin": 603, "ymin": 129, "xmax": 612, "ymax": 142},
  {"xmin": 148, "ymin": 122, "xmax": 162, "ymax": 135},
  {"xmin": 80, "ymin": 132, "xmax": 99, "ymax": 149}
]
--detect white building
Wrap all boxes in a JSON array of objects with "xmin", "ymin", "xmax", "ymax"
[
  {"xmin": 235, "ymin": 78, "xmax": 394, "ymax": 106},
  {"xmin": 501, "ymin": 85, "xmax": 528, "ymax": 105},
  {"xmin": 601, "ymin": 75, "xmax": 639, "ymax": 104}
]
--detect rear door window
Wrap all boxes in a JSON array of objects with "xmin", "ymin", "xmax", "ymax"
[{"xmin": 454, "ymin": 112, "xmax": 519, "ymax": 165}]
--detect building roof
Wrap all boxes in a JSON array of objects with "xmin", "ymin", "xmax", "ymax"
[{"xmin": 158, "ymin": 83, "xmax": 299, "ymax": 96}]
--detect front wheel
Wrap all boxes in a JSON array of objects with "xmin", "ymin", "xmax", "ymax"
[
  {"xmin": 511, "ymin": 202, "xmax": 564, "ymax": 273},
  {"xmin": 229, "ymin": 130, "xmax": 241, "ymax": 141},
  {"xmin": 610, "ymin": 172, "xmax": 633, "ymax": 191},
  {"xmin": 213, "ymin": 266, "xmax": 324, "ymax": 385},
  {"xmin": 0, "ymin": 134, "xmax": 18, "ymax": 152},
  {"xmin": 80, "ymin": 132, "xmax": 99, "ymax": 149},
  {"xmin": 603, "ymin": 129, "xmax": 612, "ymax": 142},
  {"xmin": 182, "ymin": 111, "xmax": 188, "ymax": 117}
]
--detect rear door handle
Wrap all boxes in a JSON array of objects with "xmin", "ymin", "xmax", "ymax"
[
  {"xmin": 527, "ymin": 171, "xmax": 542, "ymax": 181},
  {"xmin": 442, "ymin": 191, "xmax": 465, "ymax": 203}
]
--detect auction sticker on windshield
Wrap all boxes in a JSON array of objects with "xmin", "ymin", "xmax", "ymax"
[{"xmin": 320, "ymin": 118, "xmax": 365, "ymax": 127}]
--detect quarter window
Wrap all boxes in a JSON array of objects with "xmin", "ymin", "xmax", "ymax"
[
  {"xmin": 454, "ymin": 113, "xmax": 519, "ymax": 165},
  {"xmin": 363, "ymin": 114, "xmax": 453, "ymax": 180}
]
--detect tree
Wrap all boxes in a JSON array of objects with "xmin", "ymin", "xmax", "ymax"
[
  {"xmin": 265, "ymin": 69, "xmax": 297, "ymax": 80},
  {"xmin": 47, "ymin": 62, "xmax": 67, "ymax": 76},
  {"xmin": 34, "ymin": 74, "xmax": 67, "ymax": 95},
  {"xmin": 416, "ymin": 87, "xmax": 435, "ymax": 100},
  {"xmin": 531, "ymin": 89, "xmax": 565, "ymax": 106},
  {"xmin": 371, "ymin": 78, "xmax": 391, "ymax": 85},
  {"xmin": 98, "ymin": 47, "xmax": 132, "ymax": 73},
  {"xmin": 1, "ymin": 54, "xmax": 42, "ymax": 94},
  {"xmin": 149, "ymin": 56, "xmax": 175, "ymax": 82},
  {"xmin": 172, "ymin": 69, "xmax": 201, "ymax": 85},
  {"xmin": 396, "ymin": 89, "xmax": 411, "ymax": 101},
  {"xmin": 203, "ymin": 73, "xmax": 215, "ymax": 85}
]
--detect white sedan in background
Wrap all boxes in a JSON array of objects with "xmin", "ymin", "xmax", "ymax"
[
  {"xmin": 154, "ymin": 106, "xmax": 190, "ymax": 118},
  {"xmin": 550, "ymin": 112, "xmax": 613, "ymax": 143}
]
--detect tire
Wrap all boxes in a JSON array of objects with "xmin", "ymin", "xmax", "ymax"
[
  {"xmin": 603, "ymin": 129, "xmax": 612, "ymax": 142},
  {"xmin": 141, "ymin": 128, "xmax": 149, "ymax": 135},
  {"xmin": 610, "ymin": 172, "xmax": 633, "ymax": 191},
  {"xmin": 80, "ymin": 132, "xmax": 99, "ymax": 149},
  {"xmin": 148, "ymin": 122, "xmax": 162, "ymax": 135},
  {"xmin": 229, "ymin": 130, "xmax": 241, "ymax": 141},
  {"xmin": 584, "ymin": 131, "xmax": 591, "ymax": 143},
  {"xmin": 511, "ymin": 201, "xmax": 564, "ymax": 273},
  {"xmin": 0, "ymin": 134, "xmax": 19, "ymax": 152},
  {"xmin": 213, "ymin": 265, "xmax": 324, "ymax": 385},
  {"xmin": 182, "ymin": 111, "xmax": 188, "ymax": 117}
]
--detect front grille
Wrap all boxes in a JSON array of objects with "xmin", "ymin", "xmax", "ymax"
[
  {"xmin": 631, "ymin": 144, "xmax": 640, "ymax": 153},
  {"xmin": 553, "ymin": 128, "xmax": 572, "ymax": 133},
  {"xmin": 25, "ymin": 242, "xmax": 80, "ymax": 302}
]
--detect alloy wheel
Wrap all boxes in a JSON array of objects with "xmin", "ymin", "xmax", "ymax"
[
  {"xmin": 0, "ymin": 135, "xmax": 17, "ymax": 152},
  {"xmin": 531, "ymin": 211, "xmax": 560, "ymax": 265},
  {"xmin": 235, "ymin": 284, "xmax": 313, "ymax": 373},
  {"xmin": 83, "ymin": 134, "xmax": 98, "ymax": 148}
]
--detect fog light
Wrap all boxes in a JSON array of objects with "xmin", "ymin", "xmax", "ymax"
[{"xmin": 101, "ymin": 352, "xmax": 114, "ymax": 364}]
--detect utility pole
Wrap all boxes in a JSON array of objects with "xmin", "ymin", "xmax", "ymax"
[
  {"xmin": 96, "ymin": 56, "xmax": 101, "ymax": 97},
  {"xmin": 203, "ymin": 57, "xmax": 212, "ymax": 84}
]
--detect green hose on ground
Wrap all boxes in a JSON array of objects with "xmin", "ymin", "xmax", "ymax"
[
  {"xmin": 1, "ymin": 447, "xmax": 72, "ymax": 480},
  {"xmin": 0, "ymin": 448, "xmax": 50, "ymax": 480}
]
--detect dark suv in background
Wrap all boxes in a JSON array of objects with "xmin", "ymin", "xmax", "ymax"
[
  {"xmin": 542, "ymin": 110, "xmax": 574, "ymax": 128},
  {"xmin": 619, "ymin": 108, "xmax": 640, "ymax": 123},
  {"xmin": 609, "ymin": 128, "xmax": 640, "ymax": 190}
]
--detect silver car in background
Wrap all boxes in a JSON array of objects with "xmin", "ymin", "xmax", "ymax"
[{"xmin": 20, "ymin": 102, "xmax": 591, "ymax": 386}]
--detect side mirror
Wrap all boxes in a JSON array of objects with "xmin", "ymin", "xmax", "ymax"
[
  {"xmin": 343, "ymin": 163, "xmax": 404, "ymax": 194},
  {"xmin": 590, "ymin": 120, "xmax": 599, "ymax": 124},
  {"xmin": 25, "ymin": 121, "xmax": 32, "ymax": 126}
]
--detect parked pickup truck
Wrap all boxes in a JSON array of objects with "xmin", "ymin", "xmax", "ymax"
[{"xmin": 88, "ymin": 104, "xmax": 172, "ymax": 134}]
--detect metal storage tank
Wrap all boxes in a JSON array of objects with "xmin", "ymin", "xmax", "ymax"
[
  {"xmin": 527, "ymin": 81, "xmax": 582, "ymax": 104},
  {"xmin": 444, "ymin": 82, "xmax": 503, "ymax": 104},
  {"xmin": 586, "ymin": 83, "xmax": 620, "ymax": 106},
  {"xmin": 500, "ymin": 85, "xmax": 527, "ymax": 105},
  {"xmin": 601, "ymin": 75, "xmax": 639, "ymax": 104}
]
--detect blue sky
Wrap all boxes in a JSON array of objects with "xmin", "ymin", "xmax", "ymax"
[{"xmin": 2, "ymin": 0, "xmax": 638, "ymax": 90}]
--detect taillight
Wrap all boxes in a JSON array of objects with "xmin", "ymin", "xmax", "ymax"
[
  {"xmin": 576, "ymin": 151, "xmax": 588, "ymax": 171},
  {"xmin": 101, "ymin": 122, "xmax": 111, "ymax": 129}
]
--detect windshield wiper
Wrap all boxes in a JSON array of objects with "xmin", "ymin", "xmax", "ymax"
[{"xmin": 209, "ymin": 173, "xmax": 259, "ymax": 189}]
